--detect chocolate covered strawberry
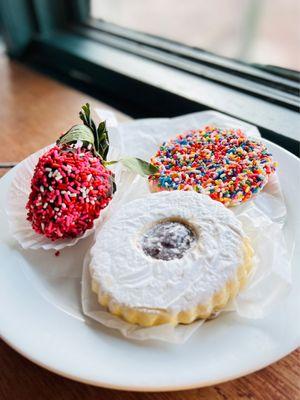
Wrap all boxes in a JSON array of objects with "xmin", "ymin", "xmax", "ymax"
[{"xmin": 26, "ymin": 104, "xmax": 157, "ymax": 241}]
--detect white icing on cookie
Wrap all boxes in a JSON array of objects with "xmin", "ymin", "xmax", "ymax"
[{"xmin": 89, "ymin": 191, "xmax": 246, "ymax": 314}]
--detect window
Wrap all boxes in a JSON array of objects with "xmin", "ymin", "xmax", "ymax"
[
  {"xmin": 90, "ymin": 0, "xmax": 300, "ymax": 71},
  {"xmin": 0, "ymin": 0, "xmax": 299, "ymax": 155}
]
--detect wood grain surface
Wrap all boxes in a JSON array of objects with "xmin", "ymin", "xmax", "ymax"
[{"xmin": 0, "ymin": 55, "xmax": 299, "ymax": 400}]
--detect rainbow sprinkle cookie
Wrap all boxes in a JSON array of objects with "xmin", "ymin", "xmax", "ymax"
[{"xmin": 148, "ymin": 126, "xmax": 277, "ymax": 206}]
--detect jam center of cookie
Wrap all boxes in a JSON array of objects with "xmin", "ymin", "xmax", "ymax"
[{"xmin": 141, "ymin": 220, "xmax": 196, "ymax": 261}]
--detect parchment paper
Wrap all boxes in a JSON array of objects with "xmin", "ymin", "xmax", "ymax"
[
  {"xmin": 81, "ymin": 110, "xmax": 292, "ymax": 343},
  {"xmin": 5, "ymin": 112, "xmax": 121, "ymax": 251},
  {"xmin": 5, "ymin": 108, "xmax": 292, "ymax": 342}
]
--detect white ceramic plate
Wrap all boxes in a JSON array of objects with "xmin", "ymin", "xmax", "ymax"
[{"xmin": 0, "ymin": 140, "xmax": 299, "ymax": 391}]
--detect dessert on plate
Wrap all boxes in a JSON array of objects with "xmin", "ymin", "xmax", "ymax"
[
  {"xmin": 89, "ymin": 191, "xmax": 253, "ymax": 327},
  {"xmin": 26, "ymin": 104, "xmax": 114, "ymax": 240},
  {"xmin": 25, "ymin": 104, "xmax": 157, "ymax": 241},
  {"xmin": 149, "ymin": 126, "xmax": 277, "ymax": 206}
]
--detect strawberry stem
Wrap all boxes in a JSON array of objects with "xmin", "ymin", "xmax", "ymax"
[
  {"xmin": 79, "ymin": 103, "xmax": 109, "ymax": 161},
  {"xmin": 58, "ymin": 103, "xmax": 159, "ymax": 177}
]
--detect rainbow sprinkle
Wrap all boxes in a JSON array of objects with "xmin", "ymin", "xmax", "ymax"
[{"xmin": 148, "ymin": 126, "xmax": 277, "ymax": 206}]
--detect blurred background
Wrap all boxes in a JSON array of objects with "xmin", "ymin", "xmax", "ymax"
[
  {"xmin": 91, "ymin": 0, "xmax": 300, "ymax": 70},
  {"xmin": 0, "ymin": 0, "xmax": 298, "ymax": 160}
]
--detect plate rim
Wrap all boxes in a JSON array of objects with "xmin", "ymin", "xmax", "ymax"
[
  {"xmin": 1, "ymin": 332, "xmax": 299, "ymax": 391},
  {"xmin": 0, "ymin": 138, "xmax": 299, "ymax": 391}
]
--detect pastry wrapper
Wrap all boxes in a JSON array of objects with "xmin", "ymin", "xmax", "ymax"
[
  {"xmin": 4, "ymin": 108, "xmax": 291, "ymax": 342},
  {"xmin": 5, "ymin": 116, "xmax": 121, "ymax": 251},
  {"xmin": 81, "ymin": 110, "xmax": 292, "ymax": 344}
]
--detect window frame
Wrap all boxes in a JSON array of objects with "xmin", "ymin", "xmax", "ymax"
[{"xmin": 0, "ymin": 0, "xmax": 299, "ymax": 155}]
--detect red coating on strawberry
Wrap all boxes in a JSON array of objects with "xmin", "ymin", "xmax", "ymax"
[{"xmin": 26, "ymin": 144, "xmax": 113, "ymax": 240}]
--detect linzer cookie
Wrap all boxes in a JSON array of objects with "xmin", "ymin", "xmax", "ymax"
[{"xmin": 89, "ymin": 191, "xmax": 253, "ymax": 327}]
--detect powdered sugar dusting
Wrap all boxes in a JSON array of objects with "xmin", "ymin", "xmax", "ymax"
[{"xmin": 90, "ymin": 191, "xmax": 246, "ymax": 313}]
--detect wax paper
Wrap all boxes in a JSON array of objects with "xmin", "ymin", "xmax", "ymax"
[
  {"xmin": 5, "ymin": 111, "xmax": 121, "ymax": 250},
  {"xmin": 81, "ymin": 110, "xmax": 292, "ymax": 343}
]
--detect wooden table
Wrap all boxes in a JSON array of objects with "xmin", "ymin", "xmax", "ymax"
[{"xmin": 0, "ymin": 55, "xmax": 299, "ymax": 400}]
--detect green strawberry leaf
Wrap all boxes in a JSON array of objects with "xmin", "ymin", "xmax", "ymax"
[
  {"xmin": 120, "ymin": 157, "xmax": 159, "ymax": 176},
  {"xmin": 57, "ymin": 124, "xmax": 95, "ymax": 147},
  {"xmin": 79, "ymin": 103, "xmax": 109, "ymax": 160},
  {"xmin": 58, "ymin": 105, "xmax": 159, "ymax": 180},
  {"xmin": 103, "ymin": 160, "xmax": 118, "ymax": 166}
]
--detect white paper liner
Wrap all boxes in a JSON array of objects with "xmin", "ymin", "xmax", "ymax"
[
  {"xmin": 82, "ymin": 250, "xmax": 204, "ymax": 344},
  {"xmin": 108, "ymin": 110, "xmax": 262, "ymax": 162},
  {"xmin": 5, "ymin": 111, "xmax": 122, "ymax": 250},
  {"xmin": 3, "ymin": 107, "xmax": 147, "ymax": 250},
  {"xmin": 80, "ymin": 109, "xmax": 291, "ymax": 343},
  {"xmin": 5, "ymin": 108, "xmax": 292, "ymax": 343},
  {"xmin": 81, "ymin": 173, "xmax": 291, "ymax": 343}
]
